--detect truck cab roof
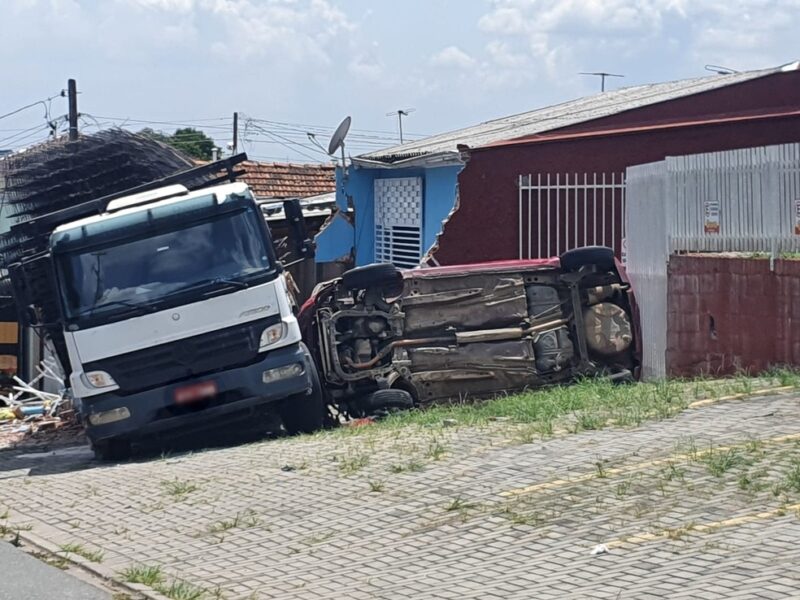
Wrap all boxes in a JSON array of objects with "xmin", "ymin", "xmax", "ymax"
[{"xmin": 52, "ymin": 181, "xmax": 252, "ymax": 236}]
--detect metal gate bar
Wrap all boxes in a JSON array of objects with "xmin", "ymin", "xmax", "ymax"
[{"xmin": 517, "ymin": 171, "xmax": 626, "ymax": 259}]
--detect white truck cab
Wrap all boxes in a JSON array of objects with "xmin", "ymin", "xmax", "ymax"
[{"xmin": 47, "ymin": 180, "xmax": 323, "ymax": 459}]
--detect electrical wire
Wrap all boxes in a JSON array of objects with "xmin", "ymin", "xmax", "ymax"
[
  {"xmin": 0, "ymin": 124, "xmax": 53, "ymax": 148},
  {"xmin": 0, "ymin": 92, "xmax": 61, "ymax": 123},
  {"xmin": 248, "ymin": 128, "xmax": 323, "ymax": 162}
]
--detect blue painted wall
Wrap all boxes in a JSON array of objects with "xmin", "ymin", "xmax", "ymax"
[{"xmin": 318, "ymin": 164, "xmax": 461, "ymax": 266}]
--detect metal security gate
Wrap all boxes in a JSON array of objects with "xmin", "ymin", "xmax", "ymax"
[
  {"xmin": 375, "ymin": 177, "xmax": 423, "ymax": 268},
  {"xmin": 518, "ymin": 172, "xmax": 625, "ymax": 259}
]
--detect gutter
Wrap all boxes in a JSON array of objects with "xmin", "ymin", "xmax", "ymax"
[{"xmin": 351, "ymin": 151, "xmax": 463, "ymax": 170}]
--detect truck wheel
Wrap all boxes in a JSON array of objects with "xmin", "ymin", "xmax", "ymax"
[
  {"xmin": 560, "ymin": 246, "xmax": 616, "ymax": 273},
  {"xmin": 342, "ymin": 263, "xmax": 401, "ymax": 291},
  {"xmin": 280, "ymin": 360, "xmax": 325, "ymax": 435},
  {"xmin": 92, "ymin": 438, "xmax": 132, "ymax": 462}
]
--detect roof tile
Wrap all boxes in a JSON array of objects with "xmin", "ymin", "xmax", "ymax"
[{"xmin": 237, "ymin": 161, "xmax": 335, "ymax": 199}]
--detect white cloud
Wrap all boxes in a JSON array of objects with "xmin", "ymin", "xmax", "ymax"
[
  {"xmin": 348, "ymin": 47, "xmax": 384, "ymax": 81},
  {"xmin": 430, "ymin": 46, "xmax": 476, "ymax": 69},
  {"xmin": 473, "ymin": 0, "xmax": 799, "ymax": 94},
  {"xmin": 128, "ymin": 0, "xmax": 195, "ymax": 11}
]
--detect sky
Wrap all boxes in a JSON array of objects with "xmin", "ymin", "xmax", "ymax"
[{"xmin": 1, "ymin": 0, "xmax": 799, "ymax": 162}]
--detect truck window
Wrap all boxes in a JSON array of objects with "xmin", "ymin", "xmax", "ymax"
[{"xmin": 56, "ymin": 208, "xmax": 273, "ymax": 323}]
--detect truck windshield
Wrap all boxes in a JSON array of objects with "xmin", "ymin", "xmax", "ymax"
[{"xmin": 57, "ymin": 209, "xmax": 273, "ymax": 322}]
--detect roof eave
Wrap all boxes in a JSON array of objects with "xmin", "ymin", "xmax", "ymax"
[{"xmin": 351, "ymin": 151, "xmax": 462, "ymax": 169}]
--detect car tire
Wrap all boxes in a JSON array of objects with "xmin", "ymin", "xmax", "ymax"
[
  {"xmin": 560, "ymin": 246, "xmax": 616, "ymax": 273},
  {"xmin": 357, "ymin": 388, "xmax": 414, "ymax": 416},
  {"xmin": 92, "ymin": 437, "xmax": 132, "ymax": 462},
  {"xmin": 280, "ymin": 352, "xmax": 325, "ymax": 435},
  {"xmin": 342, "ymin": 263, "xmax": 401, "ymax": 291}
]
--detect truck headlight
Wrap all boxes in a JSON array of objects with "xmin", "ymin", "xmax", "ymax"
[
  {"xmin": 259, "ymin": 322, "xmax": 287, "ymax": 349},
  {"xmin": 88, "ymin": 407, "xmax": 130, "ymax": 426},
  {"xmin": 83, "ymin": 371, "xmax": 117, "ymax": 388},
  {"xmin": 262, "ymin": 363, "xmax": 305, "ymax": 384}
]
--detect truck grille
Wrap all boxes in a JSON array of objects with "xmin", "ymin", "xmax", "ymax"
[{"xmin": 83, "ymin": 316, "xmax": 279, "ymax": 394}]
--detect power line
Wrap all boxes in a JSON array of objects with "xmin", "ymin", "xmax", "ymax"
[
  {"xmin": 0, "ymin": 123, "xmax": 53, "ymax": 147},
  {"xmin": 90, "ymin": 115, "xmax": 233, "ymax": 131},
  {"xmin": 0, "ymin": 92, "xmax": 61, "ymax": 123},
  {"xmin": 246, "ymin": 124, "xmax": 324, "ymax": 162},
  {"xmin": 244, "ymin": 115, "xmax": 428, "ymax": 140}
]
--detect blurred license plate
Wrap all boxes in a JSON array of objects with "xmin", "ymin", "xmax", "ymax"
[{"xmin": 174, "ymin": 381, "xmax": 217, "ymax": 405}]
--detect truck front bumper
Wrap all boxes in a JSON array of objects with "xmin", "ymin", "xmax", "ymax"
[{"xmin": 80, "ymin": 342, "xmax": 313, "ymax": 443}]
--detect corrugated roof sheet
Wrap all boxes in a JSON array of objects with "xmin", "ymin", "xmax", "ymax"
[
  {"xmin": 239, "ymin": 160, "xmax": 335, "ymax": 199},
  {"xmin": 359, "ymin": 63, "xmax": 799, "ymax": 163}
]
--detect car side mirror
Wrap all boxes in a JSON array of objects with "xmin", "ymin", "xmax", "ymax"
[{"xmin": 283, "ymin": 199, "xmax": 316, "ymax": 261}]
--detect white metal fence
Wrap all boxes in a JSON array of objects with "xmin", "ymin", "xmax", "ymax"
[
  {"xmin": 625, "ymin": 143, "xmax": 800, "ymax": 379},
  {"xmin": 518, "ymin": 172, "xmax": 626, "ymax": 260}
]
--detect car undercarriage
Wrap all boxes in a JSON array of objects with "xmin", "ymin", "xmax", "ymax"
[{"xmin": 300, "ymin": 246, "xmax": 638, "ymax": 418}]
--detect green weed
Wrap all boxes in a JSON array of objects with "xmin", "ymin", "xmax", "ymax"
[
  {"xmin": 703, "ymin": 447, "xmax": 748, "ymax": 477},
  {"xmin": 389, "ymin": 460, "xmax": 424, "ymax": 474},
  {"xmin": 445, "ymin": 496, "xmax": 477, "ymax": 512},
  {"xmin": 425, "ymin": 438, "xmax": 447, "ymax": 461},
  {"xmin": 336, "ymin": 452, "xmax": 370, "ymax": 475},
  {"xmin": 154, "ymin": 579, "xmax": 207, "ymax": 600},
  {"xmin": 60, "ymin": 542, "xmax": 104, "ymax": 563},
  {"xmin": 120, "ymin": 564, "xmax": 164, "ymax": 586},
  {"xmin": 160, "ymin": 479, "xmax": 200, "ymax": 499}
]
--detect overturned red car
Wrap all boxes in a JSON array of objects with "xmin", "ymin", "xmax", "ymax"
[{"xmin": 299, "ymin": 246, "xmax": 639, "ymax": 417}]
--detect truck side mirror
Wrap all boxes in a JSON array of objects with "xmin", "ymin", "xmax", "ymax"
[{"xmin": 282, "ymin": 199, "xmax": 316, "ymax": 261}]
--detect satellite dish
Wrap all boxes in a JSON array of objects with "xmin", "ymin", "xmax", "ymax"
[{"xmin": 328, "ymin": 116, "xmax": 351, "ymax": 155}]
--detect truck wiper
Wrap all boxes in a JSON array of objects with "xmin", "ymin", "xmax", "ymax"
[
  {"xmin": 75, "ymin": 299, "xmax": 154, "ymax": 319},
  {"xmin": 168, "ymin": 277, "xmax": 250, "ymax": 297}
]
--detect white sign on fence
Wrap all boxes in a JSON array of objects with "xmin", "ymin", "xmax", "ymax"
[
  {"xmin": 703, "ymin": 199, "xmax": 720, "ymax": 234},
  {"xmin": 794, "ymin": 199, "xmax": 800, "ymax": 235}
]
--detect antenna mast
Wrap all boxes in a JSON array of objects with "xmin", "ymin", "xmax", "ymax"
[
  {"xmin": 386, "ymin": 108, "xmax": 416, "ymax": 144},
  {"xmin": 579, "ymin": 72, "xmax": 624, "ymax": 92}
]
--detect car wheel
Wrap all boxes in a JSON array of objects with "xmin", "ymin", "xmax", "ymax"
[
  {"xmin": 92, "ymin": 437, "xmax": 132, "ymax": 462},
  {"xmin": 356, "ymin": 388, "xmax": 414, "ymax": 417},
  {"xmin": 280, "ymin": 356, "xmax": 325, "ymax": 435},
  {"xmin": 342, "ymin": 263, "xmax": 401, "ymax": 291},
  {"xmin": 560, "ymin": 246, "xmax": 616, "ymax": 273}
]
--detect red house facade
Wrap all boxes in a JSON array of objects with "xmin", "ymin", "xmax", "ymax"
[{"xmin": 428, "ymin": 64, "xmax": 800, "ymax": 265}]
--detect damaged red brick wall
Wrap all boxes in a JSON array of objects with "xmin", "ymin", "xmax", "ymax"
[{"xmin": 666, "ymin": 255, "xmax": 800, "ymax": 377}]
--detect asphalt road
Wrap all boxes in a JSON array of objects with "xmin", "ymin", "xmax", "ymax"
[{"xmin": 0, "ymin": 542, "xmax": 109, "ymax": 600}]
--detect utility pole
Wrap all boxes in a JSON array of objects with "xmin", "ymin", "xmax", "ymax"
[
  {"xmin": 579, "ymin": 72, "xmax": 624, "ymax": 92},
  {"xmin": 232, "ymin": 111, "xmax": 238, "ymax": 154},
  {"xmin": 67, "ymin": 79, "xmax": 79, "ymax": 141},
  {"xmin": 386, "ymin": 108, "xmax": 415, "ymax": 144}
]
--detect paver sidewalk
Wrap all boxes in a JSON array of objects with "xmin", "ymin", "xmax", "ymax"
[{"xmin": 0, "ymin": 390, "xmax": 798, "ymax": 599}]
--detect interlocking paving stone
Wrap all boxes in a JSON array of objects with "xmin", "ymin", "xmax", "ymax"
[{"xmin": 0, "ymin": 391, "xmax": 798, "ymax": 598}]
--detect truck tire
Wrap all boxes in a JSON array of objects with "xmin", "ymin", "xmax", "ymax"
[
  {"xmin": 92, "ymin": 437, "xmax": 132, "ymax": 462},
  {"xmin": 280, "ymin": 354, "xmax": 325, "ymax": 435},
  {"xmin": 560, "ymin": 246, "xmax": 616, "ymax": 273},
  {"xmin": 342, "ymin": 263, "xmax": 401, "ymax": 291}
]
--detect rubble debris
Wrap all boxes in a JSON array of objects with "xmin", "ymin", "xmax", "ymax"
[{"xmin": 0, "ymin": 359, "xmax": 83, "ymax": 452}]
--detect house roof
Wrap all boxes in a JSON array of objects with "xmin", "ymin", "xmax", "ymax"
[
  {"xmin": 239, "ymin": 160, "xmax": 335, "ymax": 199},
  {"xmin": 257, "ymin": 191, "xmax": 337, "ymax": 222},
  {"xmin": 357, "ymin": 61, "xmax": 800, "ymax": 166}
]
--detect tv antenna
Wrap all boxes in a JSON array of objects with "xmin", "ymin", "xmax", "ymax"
[
  {"xmin": 386, "ymin": 108, "xmax": 415, "ymax": 144},
  {"xmin": 327, "ymin": 116, "xmax": 351, "ymax": 172},
  {"xmin": 580, "ymin": 72, "xmax": 624, "ymax": 92},
  {"xmin": 705, "ymin": 64, "xmax": 738, "ymax": 75}
]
